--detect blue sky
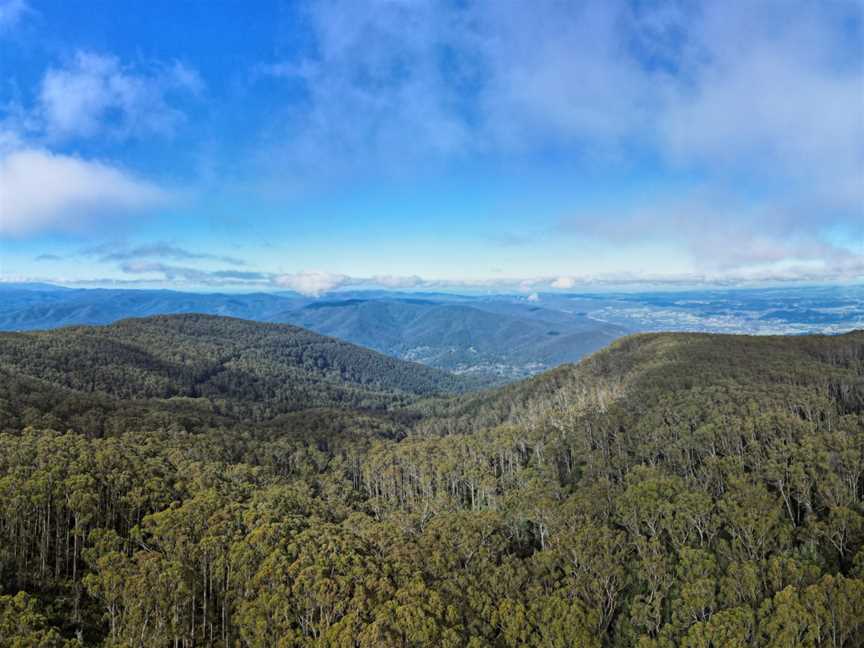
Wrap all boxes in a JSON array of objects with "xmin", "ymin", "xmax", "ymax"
[{"xmin": 0, "ymin": 0, "xmax": 862, "ymax": 295}]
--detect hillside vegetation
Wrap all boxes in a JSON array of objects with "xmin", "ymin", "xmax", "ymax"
[
  {"xmin": 0, "ymin": 314, "xmax": 470, "ymax": 436},
  {"xmin": 0, "ymin": 316, "xmax": 862, "ymax": 647}
]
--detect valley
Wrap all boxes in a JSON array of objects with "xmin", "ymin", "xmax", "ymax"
[{"xmin": 3, "ymin": 283, "xmax": 863, "ymax": 386}]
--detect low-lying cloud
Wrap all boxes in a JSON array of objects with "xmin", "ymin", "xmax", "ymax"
[
  {"xmin": 13, "ymin": 258, "xmax": 864, "ymax": 296},
  {"xmin": 274, "ymin": 271, "xmax": 350, "ymax": 296}
]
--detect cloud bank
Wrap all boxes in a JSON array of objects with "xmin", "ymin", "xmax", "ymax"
[
  {"xmin": 260, "ymin": 1, "xmax": 862, "ymax": 186},
  {"xmin": 16, "ymin": 263, "xmax": 863, "ymax": 296}
]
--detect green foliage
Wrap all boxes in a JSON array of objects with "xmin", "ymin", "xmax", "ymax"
[
  {"xmin": 0, "ymin": 592, "xmax": 81, "ymax": 647},
  {"xmin": 0, "ymin": 317, "xmax": 862, "ymax": 646},
  {"xmin": 0, "ymin": 314, "xmax": 469, "ymax": 437}
]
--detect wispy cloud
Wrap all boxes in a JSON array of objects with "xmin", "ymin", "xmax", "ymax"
[
  {"xmin": 257, "ymin": 2, "xmax": 862, "ymax": 181},
  {"xmin": 39, "ymin": 51, "xmax": 203, "ymax": 141},
  {"xmin": 84, "ymin": 242, "xmax": 246, "ymax": 266},
  {"xmin": 254, "ymin": 0, "xmax": 473, "ymax": 180},
  {"xmin": 119, "ymin": 261, "xmax": 268, "ymax": 285},
  {"xmin": 251, "ymin": 0, "xmax": 862, "ymax": 284},
  {"xmin": 3, "ymin": 1, "xmax": 860, "ymax": 286}
]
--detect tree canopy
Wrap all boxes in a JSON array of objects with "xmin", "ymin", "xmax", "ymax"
[{"xmin": 0, "ymin": 316, "xmax": 862, "ymax": 646}]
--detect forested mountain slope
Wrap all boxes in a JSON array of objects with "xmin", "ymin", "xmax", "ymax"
[
  {"xmin": 0, "ymin": 314, "xmax": 470, "ymax": 436},
  {"xmin": 415, "ymin": 330, "xmax": 864, "ymax": 434},
  {"xmin": 1, "ymin": 323, "xmax": 863, "ymax": 646}
]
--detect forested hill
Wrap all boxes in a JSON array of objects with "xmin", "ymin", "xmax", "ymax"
[
  {"xmin": 1, "ymin": 325, "xmax": 863, "ymax": 646},
  {"xmin": 0, "ymin": 314, "xmax": 472, "ymax": 434},
  {"xmin": 415, "ymin": 329, "xmax": 864, "ymax": 435}
]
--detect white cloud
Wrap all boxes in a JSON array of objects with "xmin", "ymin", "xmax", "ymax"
[
  {"xmin": 655, "ymin": 3, "xmax": 863, "ymax": 204},
  {"xmin": 551, "ymin": 277, "xmax": 577, "ymax": 289},
  {"xmin": 274, "ymin": 271, "xmax": 351, "ymax": 296},
  {"xmin": 39, "ymin": 51, "xmax": 202, "ymax": 140},
  {"xmin": 71, "ymin": 266, "xmax": 864, "ymax": 292},
  {"xmin": 475, "ymin": 2, "xmax": 657, "ymax": 147},
  {"xmin": 0, "ymin": 148, "xmax": 171, "ymax": 236},
  {"xmin": 369, "ymin": 274, "xmax": 424, "ymax": 289}
]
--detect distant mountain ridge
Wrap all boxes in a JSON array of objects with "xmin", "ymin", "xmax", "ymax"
[
  {"xmin": 0, "ymin": 287, "xmax": 305, "ymax": 329},
  {"xmin": 0, "ymin": 285, "xmax": 627, "ymax": 383},
  {"xmin": 278, "ymin": 297, "xmax": 625, "ymax": 381}
]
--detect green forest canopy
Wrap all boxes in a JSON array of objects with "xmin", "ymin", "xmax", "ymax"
[{"xmin": 0, "ymin": 314, "xmax": 862, "ymax": 646}]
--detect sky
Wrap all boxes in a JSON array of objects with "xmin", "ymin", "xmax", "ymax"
[{"xmin": 0, "ymin": 0, "xmax": 862, "ymax": 295}]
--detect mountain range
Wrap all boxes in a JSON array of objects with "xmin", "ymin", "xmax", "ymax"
[{"xmin": 0, "ymin": 284, "xmax": 627, "ymax": 383}]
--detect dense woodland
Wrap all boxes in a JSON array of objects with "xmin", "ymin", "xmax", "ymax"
[
  {"xmin": 0, "ymin": 315, "xmax": 863, "ymax": 646},
  {"xmin": 0, "ymin": 315, "xmax": 470, "ymax": 437}
]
